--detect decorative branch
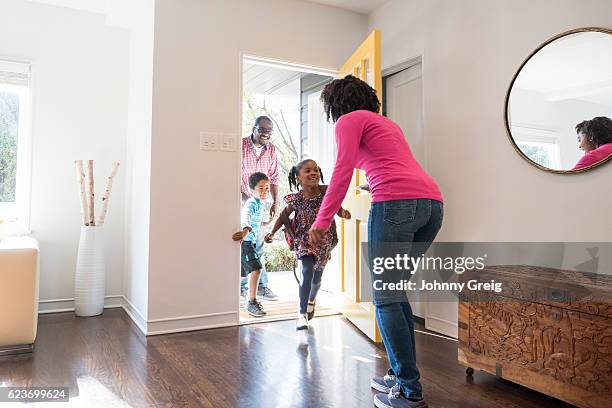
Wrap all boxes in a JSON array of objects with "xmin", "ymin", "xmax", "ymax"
[
  {"xmin": 262, "ymin": 105, "xmax": 298, "ymax": 158},
  {"xmin": 278, "ymin": 109, "xmax": 298, "ymax": 155},
  {"xmin": 86, "ymin": 160, "xmax": 95, "ymax": 226},
  {"xmin": 74, "ymin": 160, "xmax": 89, "ymax": 226},
  {"xmin": 97, "ymin": 162, "xmax": 120, "ymax": 226}
]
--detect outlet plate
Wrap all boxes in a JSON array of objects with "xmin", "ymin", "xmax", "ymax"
[
  {"xmin": 200, "ymin": 132, "xmax": 218, "ymax": 151},
  {"xmin": 219, "ymin": 133, "xmax": 237, "ymax": 152}
]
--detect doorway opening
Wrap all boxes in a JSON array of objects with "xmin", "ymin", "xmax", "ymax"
[{"xmin": 239, "ymin": 55, "xmax": 339, "ymax": 324}]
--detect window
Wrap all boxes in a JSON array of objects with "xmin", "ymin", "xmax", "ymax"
[
  {"xmin": 0, "ymin": 59, "xmax": 31, "ymax": 229},
  {"xmin": 516, "ymin": 140, "xmax": 560, "ymax": 169},
  {"xmin": 511, "ymin": 124, "xmax": 561, "ymax": 170}
]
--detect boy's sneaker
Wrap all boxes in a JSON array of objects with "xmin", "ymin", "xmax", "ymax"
[
  {"xmin": 296, "ymin": 313, "xmax": 309, "ymax": 330},
  {"xmin": 374, "ymin": 384, "xmax": 428, "ymax": 408},
  {"xmin": 371, "ymin": 368, "xmax": 397, "ymax": 393},
  {"xmin": 246, "ymin": 300, "xmax": 266, "ymax": 317},
  {"xmin": 306, "ymin": 300, "xmax": 316, "ymax": 320},
  {"xmin": 257, "ymin": 286, "xmax": 279, "ymax": 301}
]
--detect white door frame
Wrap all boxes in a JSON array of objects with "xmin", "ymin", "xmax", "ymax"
[{"xmin": 237, "ymin": 53, "xmax": 339, "ymax": 325}]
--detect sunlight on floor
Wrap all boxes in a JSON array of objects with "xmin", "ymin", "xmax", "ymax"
[{"xmin": 6, "ymin": 376, "xmax": 132, "ymax": 408}]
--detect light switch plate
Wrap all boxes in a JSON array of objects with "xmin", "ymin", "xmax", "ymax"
[
  {"xmin": 220, "ymin": 133, "xmax": 237, "ymax": 152},
  {"xmin": 200, "ymin": 132, "xmax": 218, "ymax": 151}
]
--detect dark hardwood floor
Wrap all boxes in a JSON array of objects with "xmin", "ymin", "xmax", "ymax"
[{"xmin": 0, "ymin": 309, "xmax": 574, "ymax": 407}]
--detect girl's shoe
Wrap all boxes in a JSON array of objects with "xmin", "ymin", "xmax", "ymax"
[
  {"xmin": 306, "ymin": 300, "xmax": 316, "ymax": 320},
  {"xmin": 296, "ymin": 313, "xmax": 309, "ymax": 330}
]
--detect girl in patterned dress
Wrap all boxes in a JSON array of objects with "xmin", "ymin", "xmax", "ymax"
[{"xmin": 265, "ymin": 159, "xmax": 351, "ymax": 330}]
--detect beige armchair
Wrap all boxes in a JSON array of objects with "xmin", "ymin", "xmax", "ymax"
[{"xmin": 0, "ymin": 237, "xmax": 39, "ymax": 355}]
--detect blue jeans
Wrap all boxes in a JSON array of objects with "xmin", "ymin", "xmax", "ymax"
[
  {"xmin": 298, "ymin": 255, "xmax": 323, "ymax": 314},
  {"xmin": 240, "ymin": 230, "xmax": 268, "ymax": 289},
  {"xmin": 368, "ymin": 198, "xmax": 443, "ymax": 399}
]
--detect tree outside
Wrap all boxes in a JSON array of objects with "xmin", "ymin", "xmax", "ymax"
[
  {"xmin": 242, "ymin": 90, "xmax": 300, "ymax": 201},
  {"xmin": 0, "ymin": 91, "xmax": 19, "ymax": 203}
]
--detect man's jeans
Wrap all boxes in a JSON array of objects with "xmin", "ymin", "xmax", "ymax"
[
  {"xmin": 240, "ymin": 227, "xmax": 268, "ymax": 289},
  {"xmin": 368, "ymin": 198, "xmax": 443, "ymax": 399}
]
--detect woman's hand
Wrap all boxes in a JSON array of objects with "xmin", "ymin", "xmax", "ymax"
[
  {"xmin": 309, "ymin": 226, "xmax": 327, "ymax": 246},
  {"xmin": 264, "ymin": 232, "xmax": 274, "ymax": 243},
  {"xmin": 232, "ymin": 229, "xmax": 248, "ymax": 242}
]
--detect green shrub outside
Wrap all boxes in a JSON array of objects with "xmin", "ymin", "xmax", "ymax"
[{"xmin": 264, "ymin": 242, "xmax": 295, "ymax": 272}]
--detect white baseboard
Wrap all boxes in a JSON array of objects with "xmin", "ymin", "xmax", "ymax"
[
  {"xmin": 121, "ymin": 296, "xmax": 148, "ymax": 335},
  {"xmin": 146, "ymin": 311, "xmax": 238, "ymax": 336},
  {"xmin": 425, "ymin": 314, "xmax": 458, "ymax": 339},
  {"xmin": 38, "ymin": 295, "xmax": 124, "ymax": 314},
  {"xmin": 38, "ymin": 295, "xmax": 237, "ymax": 337}
]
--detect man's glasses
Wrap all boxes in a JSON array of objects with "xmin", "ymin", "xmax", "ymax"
[{"xmin": 256, "ymin": 127, "xmax": 273, "ymax": 135}]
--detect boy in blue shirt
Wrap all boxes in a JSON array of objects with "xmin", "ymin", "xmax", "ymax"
[{"xmin": 232, "ymin": 172, "xmax": 270, "ymax": 317}]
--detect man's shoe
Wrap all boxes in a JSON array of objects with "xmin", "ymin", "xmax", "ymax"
[
  {"xmin": 371, "ymin": 368, "xmax": 397, "ymax": 393},
  {"xmin": 246, "ymin": 300, "xmax": 266, "ymax": 317},
  {"xmin": 306, "ymin": 300, "xmax": 316, "ymax": 320},
  {"xmin": 257, "ymin": 286, "xmax": 279, "ymax": 301},
  {"xmin": 296, "ymin": 313, "xmax": 309, "ymax": 330},
  {"xmin": 240, "ymin": 286, "xmax": 247, "ymax": 299},
  {"xmin": 373, "ymin": 384, "xmax": 428, "ymax": 408}
]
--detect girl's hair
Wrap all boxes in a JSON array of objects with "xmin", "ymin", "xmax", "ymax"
[
  {"xmin": 320, "ymin": 75, "xmax": 381, "ymax": 123},
  {"xmin": 288, "ymin": 159, "xmax": 324, "ymax": 191},
  {"xmin": 576, "ymin": 116, "xmax": 612, "ymax": 147}
]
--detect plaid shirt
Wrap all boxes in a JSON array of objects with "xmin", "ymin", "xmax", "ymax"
[{"xmin": 241, "ymin": 136, "xmax": 279, "ymax": 195}]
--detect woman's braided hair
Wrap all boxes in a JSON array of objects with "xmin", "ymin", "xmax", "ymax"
[{"xmin": 320, "ymin": 75, "xmax": 380, "ymax": 123}]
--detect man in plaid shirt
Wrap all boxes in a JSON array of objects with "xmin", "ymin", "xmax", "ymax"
[{"xmin": 240, "ymin": 116, "xmax": 279, "ymax": 301}]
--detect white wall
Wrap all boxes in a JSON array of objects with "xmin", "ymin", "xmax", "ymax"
[
  {"xmin": 121, "ymin": 0, "xmax": 155, "ymax": 333},
  {"xmin": 0, "ymin": 0, "xmax": 129, "ymax": 310},
  {"xmin": 149, "ymin": 0, "xmax": 368, "ymax": 333},
  {"xmin": 369, "ymin": 0, "xmax": 612, "ymax": 243},
  {"xmin": 369, "ymin": 0, "xmax": 612, "ymax": 337}
]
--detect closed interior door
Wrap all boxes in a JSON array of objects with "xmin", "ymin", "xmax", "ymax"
[{"xmin": 384, "ymin": 63, "xmax": 427, "ymax": 320}]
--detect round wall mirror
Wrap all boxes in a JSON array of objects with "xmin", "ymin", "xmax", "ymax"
[{"xmin": 505, "ymin": 28, "xmax": 612, "ymax": 173}]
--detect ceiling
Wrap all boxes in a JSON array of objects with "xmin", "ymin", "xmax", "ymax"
[
  {"xmin": 303, "ymin": 0, "xmax": 390, "ymax": 14},
  {"xmin": 243, "ymin": 62, "xmax": 304, "ymax": 95},
  {"xmin": 514, "ymin": 32, "xmax": 612, "ymax": 107}
]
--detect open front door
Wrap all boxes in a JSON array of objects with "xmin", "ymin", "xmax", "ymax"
[{"xmin": 337, "ymin": 30, "xmax": 382, "ymax": 342}]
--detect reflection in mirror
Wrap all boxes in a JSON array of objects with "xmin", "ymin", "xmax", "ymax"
[{"xmin": 507, "ymin": 29, "xmax": 612, "ymax": 172}]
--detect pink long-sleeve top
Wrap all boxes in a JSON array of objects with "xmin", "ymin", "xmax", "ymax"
[
  {"xmin": 312, "ymin": 110, "xmax": 443, "ymax": 230},
  {"xmin": 572, "ymin": 143, "xmax": 612, "ymax": 170}
]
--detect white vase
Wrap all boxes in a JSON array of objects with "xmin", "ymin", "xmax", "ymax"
[{"xmin": 74, "ymin": 226, "xmax": 105, "ymax": 316}]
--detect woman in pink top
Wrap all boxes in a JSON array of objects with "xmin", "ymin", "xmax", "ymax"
[
  {"xmin": 573, "ymin": 116, "xmax": 612, "ymax": 170},
  {"xmin": 309, "ymin": 76, "xmax": 443, "ymax": 408}
]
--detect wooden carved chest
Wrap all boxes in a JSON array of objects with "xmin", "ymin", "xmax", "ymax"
[{"xmin": 458, "ymin": 265, "xmax": 612, "ymax": 408}]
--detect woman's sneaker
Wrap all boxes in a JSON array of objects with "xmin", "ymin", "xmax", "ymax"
[
  {"xmin": 306, "ymin": 300, "xmax": 316, "ymax": 320},
  {"xmin": 374, "ymin": 384, "xmax": 428, "ymax": 408},
  {"xmin": 371, "ymin": 368, "xmax": 397, "ymax": 393},
  {"xmin": 296, "ymin": 313, "xmax": 309, "ymax": 330},
  {"xmin": 246, "ymin": 300, "xmax": 266, "ymax": 317}
]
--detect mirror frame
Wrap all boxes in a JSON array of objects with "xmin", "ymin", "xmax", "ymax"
[{"xmin": 504, "ymin": 27, "xmax": 612, "ymax": 174}]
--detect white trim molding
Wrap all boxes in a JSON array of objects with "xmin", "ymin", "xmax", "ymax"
[
  {"xmin": 425, "ymin": 314, "xmax": 458, "ymax": 339},
  {"xmin": 146, "ymin": 311, "xmax": 238, "ymax": 336},
  {"xmin": 38, "ymin": 295, "xmax": 124, "ymax": 314},
  {"xmin": 39, "ymin": 296, "xmax": 238, "ymax": 336}
]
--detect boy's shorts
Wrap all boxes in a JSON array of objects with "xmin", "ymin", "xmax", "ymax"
[{"xmin": 241, "ymin": 241, "xmax": 263, "ymax": 277}]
